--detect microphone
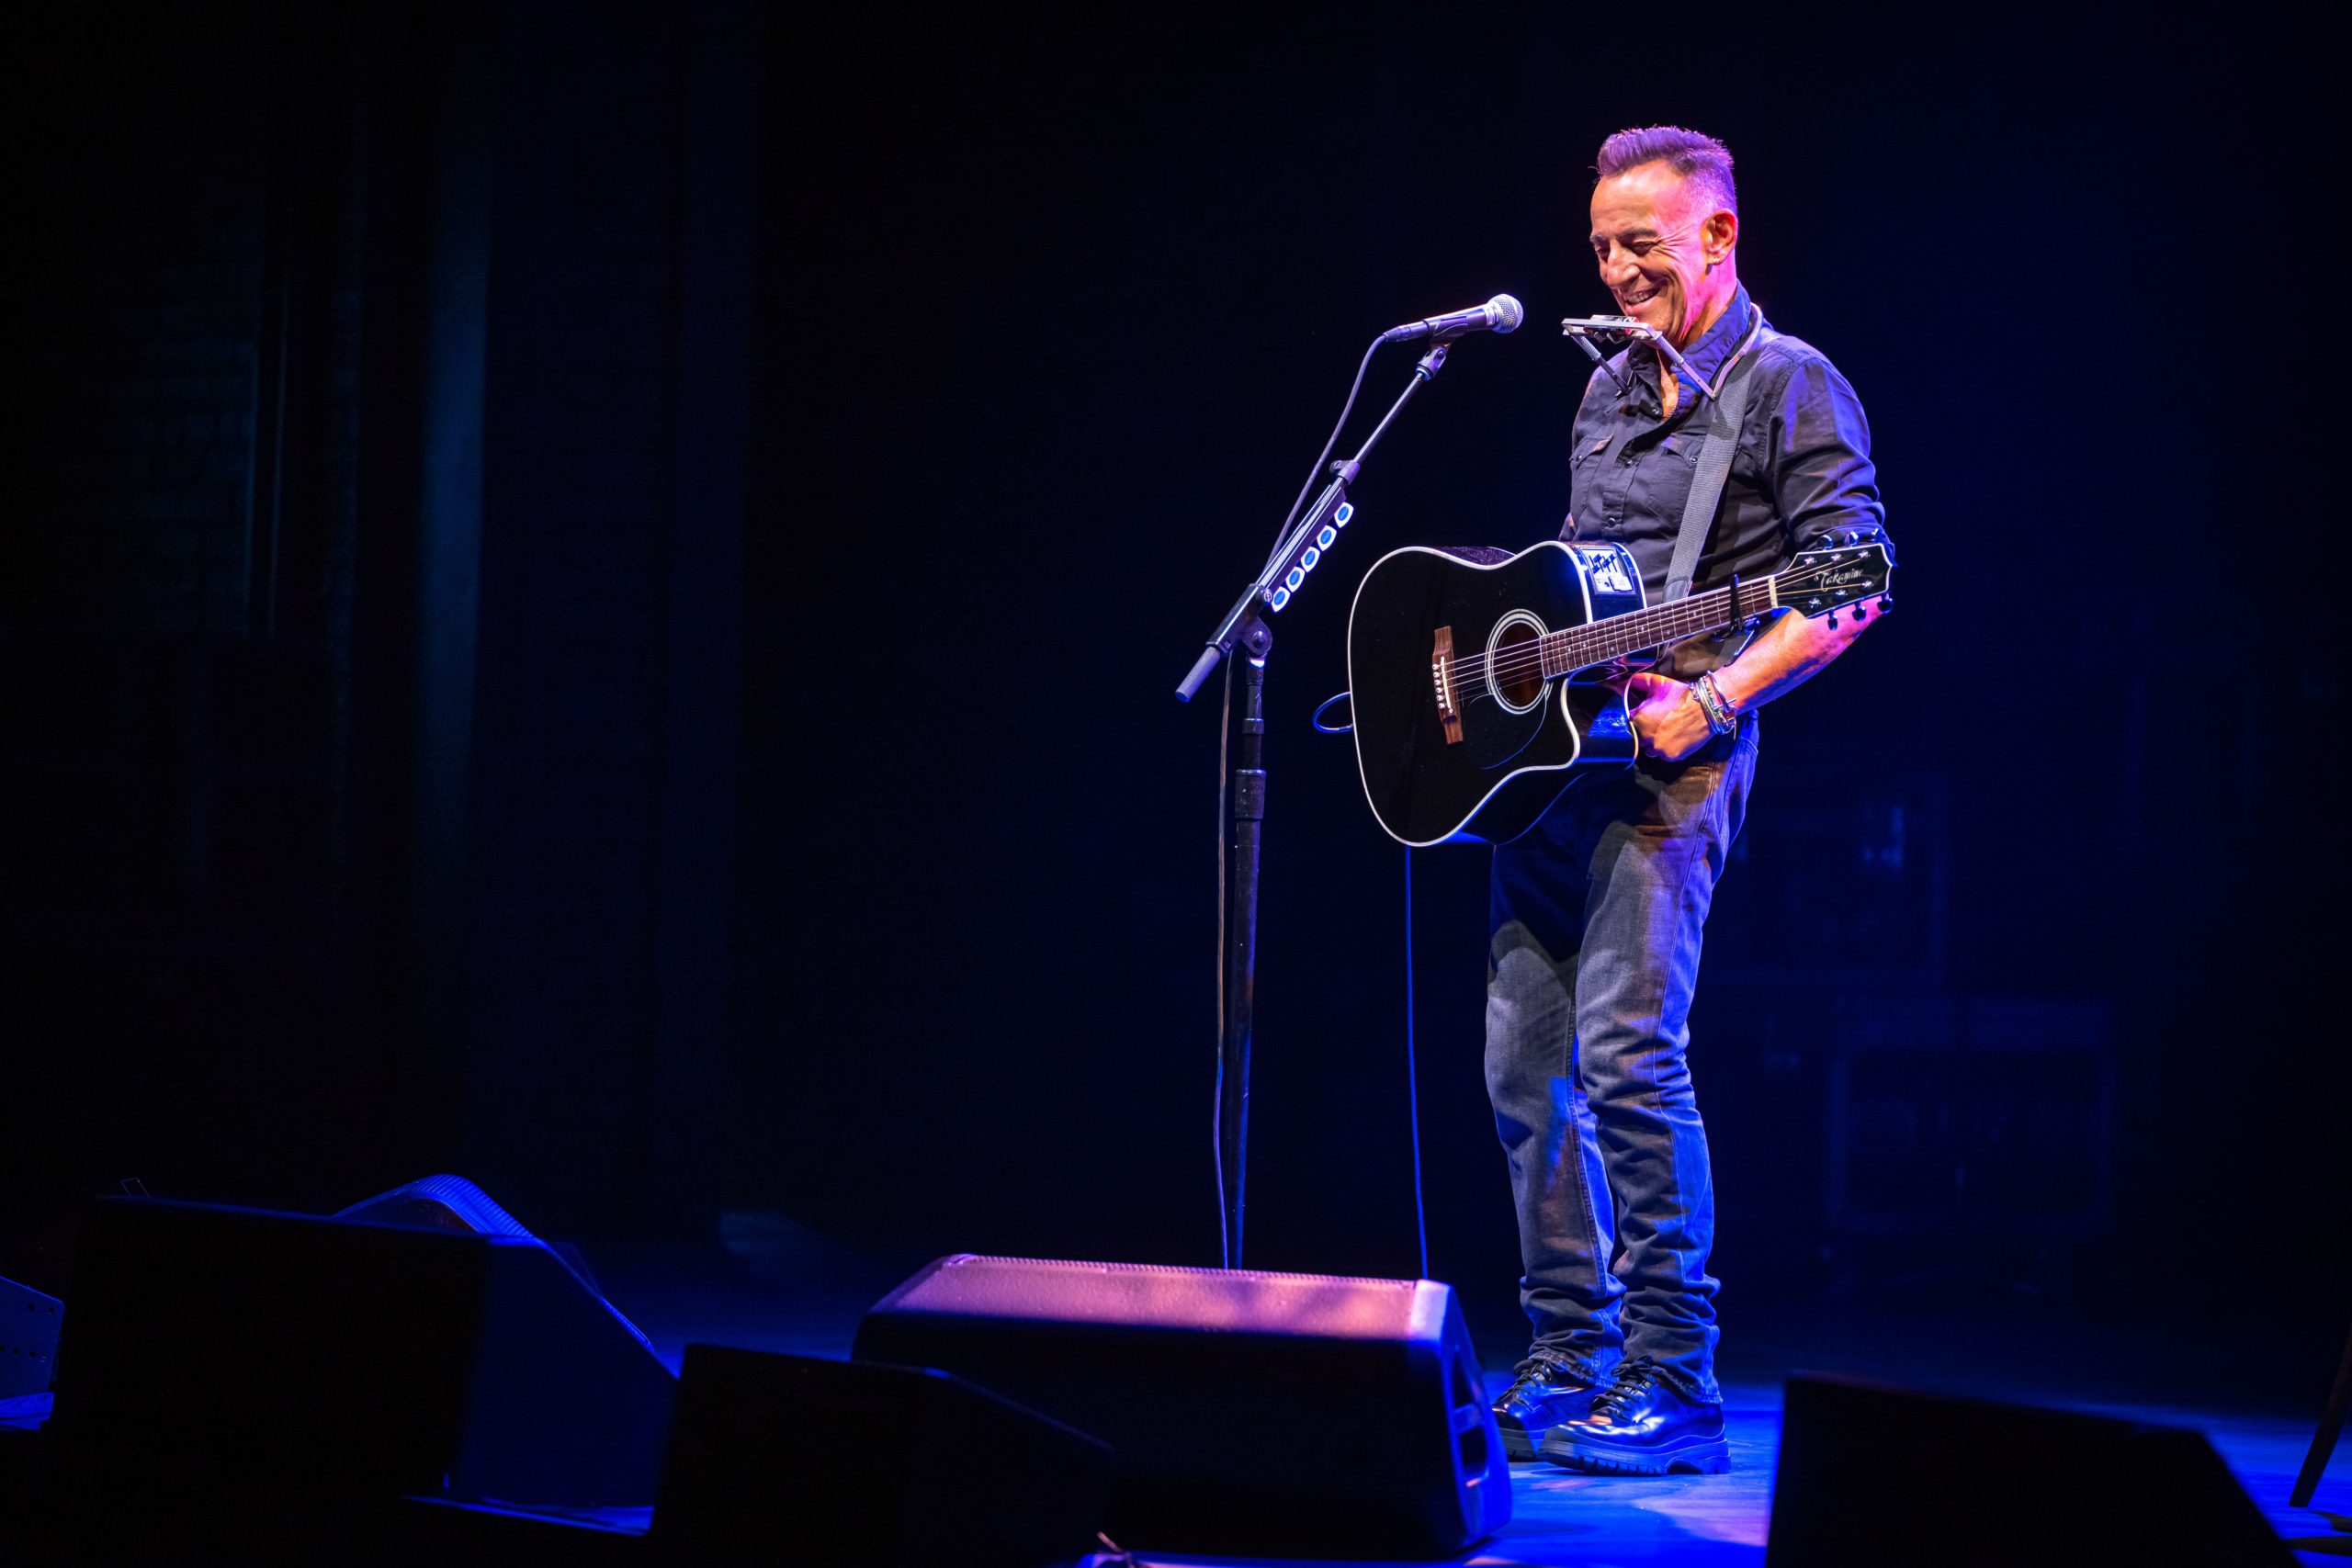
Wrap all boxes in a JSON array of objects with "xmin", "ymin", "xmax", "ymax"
[{"xmin": 1380, "ymin": 293, "xmax": 1524, "ymax": 344}]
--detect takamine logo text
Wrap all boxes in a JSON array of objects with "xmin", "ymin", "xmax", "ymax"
[{"xmin": 1820, "ymin": 568, "xmax": 1870, "ymax": 587}]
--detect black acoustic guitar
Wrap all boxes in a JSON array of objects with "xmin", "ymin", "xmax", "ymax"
[{"xmin": 1346, "ymin": 534, "xmax": 1894, "ymax": 844}]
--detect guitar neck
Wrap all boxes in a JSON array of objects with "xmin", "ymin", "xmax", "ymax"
[{"xmin": 1536, "ymin": 575, "xmax": 1781, "ymax": 678}]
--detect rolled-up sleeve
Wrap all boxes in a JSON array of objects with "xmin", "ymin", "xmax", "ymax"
[{"xmin": 1763, "ymin": 354, "xmax": 1890, "ymax": 558}]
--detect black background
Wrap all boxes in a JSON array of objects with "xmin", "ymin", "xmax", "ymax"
[{"xmin": 5, "ymin": 2, "xmax": 2343, "ymax": 1365}]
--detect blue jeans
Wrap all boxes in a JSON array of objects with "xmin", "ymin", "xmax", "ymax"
[{"xmin": 1484, "ymin": 717, "xmax": 1757, "ymax": 1403}]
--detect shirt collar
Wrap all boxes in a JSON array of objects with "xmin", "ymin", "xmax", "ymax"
[{"xmin": 1648, "ymin": 283, "xmax": 1758, "ymax": 399}]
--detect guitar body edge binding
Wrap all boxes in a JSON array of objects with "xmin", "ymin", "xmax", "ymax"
[{"xmin": 1345, "ymin": 536, "xmax": 1894, "ymax": 845}]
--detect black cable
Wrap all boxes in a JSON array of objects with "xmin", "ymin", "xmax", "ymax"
[
  {"xmin": 1404, "ymin": 846, "xmax": 1428, "ymax": 1279},
  {"xmin": 1212, "ymin": 659, "xmax": 1233, "ymax": 1269},
  {"xmin": 1216, "ymin": 331, "xmax": 1382, "ymax": 1263},
  {"xmin": 1263, "ymin": 336, "xmax": 1382, "ymax": 570}
]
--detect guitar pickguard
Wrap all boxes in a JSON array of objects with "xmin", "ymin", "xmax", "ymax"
[{"xmin": 1460, "ymin": 680, "xmax": 1545, "ymax": 771}]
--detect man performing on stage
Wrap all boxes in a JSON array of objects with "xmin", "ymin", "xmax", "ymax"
[{"xmin": 1486, "ymin": 126, "xmax": 1892, "ymax": 1474}]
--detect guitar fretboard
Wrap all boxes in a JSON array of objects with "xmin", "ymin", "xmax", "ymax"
[
  {"xmin": 1534, "ymin": 547, "xmax": 1883, "ymax": 675},
  {"xmin": 1535, "ymin": 579, "xmax": 1771, "ymax": 675}
]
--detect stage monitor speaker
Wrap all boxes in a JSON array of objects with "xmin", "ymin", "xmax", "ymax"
[
  {"xmin": 653, "ymin": 1344, "xmax": 1110, "ymax": 1567},
  {"xmin": 335, "ymin": 1171, "xmax": 607, "ymax": 1290},
  {"xmin": 0, "ymin": 1276, "xmax": 62, "ymax": 1399},
  {"xmin": 334, "ymin": 1171, "xmax": 539, "ymax": 1237},
  {"xmin": 48, "ymin": 1195, "xmax": 677, "ymax": 1514},
  {"xmin": 1767, "ymin": 1373, "xmax": 2294, "ymax": 1566},
  {"xmin": 852, "ymin": 1255, "xmax": 1509, "ymax": 1558}
]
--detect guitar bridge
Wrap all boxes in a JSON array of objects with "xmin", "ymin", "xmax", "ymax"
[{"xmin": 1431, "ymin": 626, "xmax": 1464, "ymax": 746}]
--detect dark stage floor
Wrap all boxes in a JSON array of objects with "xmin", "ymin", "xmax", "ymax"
[
  {"xmin": 575, "ymin": 1223, "xmax": 2350, "ymax": 1567},
  {"xmin": 6, "ymin": 1218, "xmax": 2344, "ymax": 1564},
  {"xmin": 1477, "ymin": 1378, "xmax": 2335, "ymax": 1568}
]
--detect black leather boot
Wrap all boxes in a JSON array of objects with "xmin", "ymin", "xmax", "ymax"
[
  {"xmin": 1491, "ymin": 1353, "xmax": 1604, "ymax": 1462},
  {"xmin": 1537, "ymin": 1356, "xmax": 1730, "ymax": 1475}
]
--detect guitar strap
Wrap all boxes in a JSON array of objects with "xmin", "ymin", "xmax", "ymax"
[{"xmin": 1663, "ymin": 311, "xmax": 1768, "ymax": 604}]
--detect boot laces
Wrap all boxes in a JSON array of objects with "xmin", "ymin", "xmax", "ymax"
[
  {"xmin": 1502, "ymin": 1351, "xmax": 1577, "ymax": 1402},
  {"xmin": 1589, "ymin": 1356, "xmax": 1665, "ymax": 1420}
]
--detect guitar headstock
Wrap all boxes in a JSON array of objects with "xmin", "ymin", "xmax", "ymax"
[{"xmin": 1779, "ymin": 533, "xmax": 1894, "ymax": 620}]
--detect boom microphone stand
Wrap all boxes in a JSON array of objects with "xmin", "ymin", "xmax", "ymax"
[{"xmin": 1175, "ymin": 336, "xmax": 1452, "ymax": 1269}]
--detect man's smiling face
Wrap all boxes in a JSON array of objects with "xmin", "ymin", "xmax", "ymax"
[{"xmin": 1588, "ymin": 160, "xmax": 1738, "ymax": 349}]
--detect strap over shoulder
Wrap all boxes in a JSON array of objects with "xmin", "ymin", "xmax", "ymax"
[{"xmin": 1663, "ymin": 320, "xmax": 1768, "ymax": 603}]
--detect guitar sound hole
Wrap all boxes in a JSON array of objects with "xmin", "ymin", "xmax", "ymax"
[{"xmin": 1492, "ymin": 622, "xmax": 1544, "ymax": 710}]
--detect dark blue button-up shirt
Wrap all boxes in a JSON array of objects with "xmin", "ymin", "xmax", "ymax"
[{"xmin": 1563, "ymin": 285, "xmax": 1889, "ymax": 677}]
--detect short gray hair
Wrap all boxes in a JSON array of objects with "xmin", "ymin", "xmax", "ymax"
[{"xmin": 1596, "ymin": 126, "xmax": 1737, "ymax": 215}]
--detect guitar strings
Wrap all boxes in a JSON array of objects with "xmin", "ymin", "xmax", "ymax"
[
  {"xmin": 1451, "ymin": 560, "xmax": 1879, "ymax": 689},
  {"xmin": 1465, "ymin": 594, "xmax": 1743, "ymax": 683},
  {"xmin": 1433, "ymin": 549, "xmax": 1887, "ymax": 695}
]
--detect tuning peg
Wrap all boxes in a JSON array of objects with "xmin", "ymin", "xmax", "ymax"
[
  {"xmin": 1878, "ymin": 592, "xmax": 1894, "ymax": 612},
  {"xmin": 1826, "ymin": 611, "xmax": 1838, "ymax": 628}
]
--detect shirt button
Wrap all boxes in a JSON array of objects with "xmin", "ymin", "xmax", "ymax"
[{"xmin": 1605, "ymin": 513, "xmax": 1623, "ymax": 525}]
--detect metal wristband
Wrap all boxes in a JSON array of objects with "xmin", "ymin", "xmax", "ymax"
[
  {"xmin": 1689, "ymin": 678, "xmax": 1725, "ymax": 735},
  {"xmin": 1694, "ymin": 672, "xmax": 1736, "ymax": 737}
]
